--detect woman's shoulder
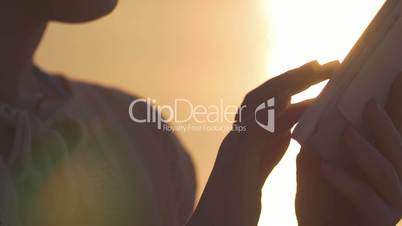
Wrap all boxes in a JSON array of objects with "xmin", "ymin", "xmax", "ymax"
[
  {"xmin": 73, "ymin": 79, "xmax": 197, "ymax": 222},
  {"xmin": 33, "ymin": 69, "xmax": 196, "ymax": 224}
]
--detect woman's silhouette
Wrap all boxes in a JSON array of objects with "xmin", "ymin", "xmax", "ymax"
[{"xmin": 0, "ymin": 1, "xmax": 401, "ymax": 226}]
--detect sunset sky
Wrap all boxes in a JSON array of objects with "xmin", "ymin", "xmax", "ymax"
[{"xmin": 35, "ymin": 0, "xmax": 396, "ymax": 225}]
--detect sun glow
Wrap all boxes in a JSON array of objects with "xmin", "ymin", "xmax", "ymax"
[{"xmin": 259, "ymin": 1, "xmax": 386, "ymax": 226}]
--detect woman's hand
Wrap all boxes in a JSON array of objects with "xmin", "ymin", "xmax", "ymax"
[
  {"xmin": 321, "ymin": 101, "xmax": 402, "ymax": 226},
  {"xmin": 187, "ymin": 60, "xmax": 340, "ymax": 226},
  {"xmin": 296, "ymin": 73, "xmax": 402, "ymax": 226}
]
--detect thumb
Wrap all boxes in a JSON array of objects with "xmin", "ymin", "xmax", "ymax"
[{"xmin": 276, "ymin": 98, "xmax": 315, "ymax": 133}]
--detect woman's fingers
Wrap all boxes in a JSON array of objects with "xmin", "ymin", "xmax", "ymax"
[
  {"xmin": 386, "ymin": 72, "xmax": 402, "ymax": 135},
  {"xmin": 343, "ymin": 126, "xmax": 402, "ymax": 209},
  {"xmin": 365, "ymin": 100, "xmax": 402, "ymax": 180},
  {"xmin": 276, "ymin": 98, "xmax": 315, "ymax": 133},
  {"xmin": 327, "ymin": 100, "xmax": 402, "ymax": 225},
  {"xmin": 255, "ymin": 60, "xmax": 340, "ymax": 98},
  {"xmin": 240, "ymin": 60, "xmax": 339, "ymax": 119},
  {"xmin": 243, "ymin": 98, "xmax": 315, "ymax": 137},
  {"xmin": 321, "ymin": 162, "xmax": 400, "ymax": 226}
]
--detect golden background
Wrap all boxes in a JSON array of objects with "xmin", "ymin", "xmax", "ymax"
[{"xmin": 36, "ymin": 0, "xmax": 399, "ymax": 225}]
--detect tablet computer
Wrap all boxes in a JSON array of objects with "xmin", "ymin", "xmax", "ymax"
[{"xmin": 293, "ymin": 0, "xmax": 402, "ymax": 161}]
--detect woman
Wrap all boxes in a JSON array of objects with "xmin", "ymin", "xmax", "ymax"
[{"xmin": 0, "ymin": 0, "xmax": 400, "ymax": 226}]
